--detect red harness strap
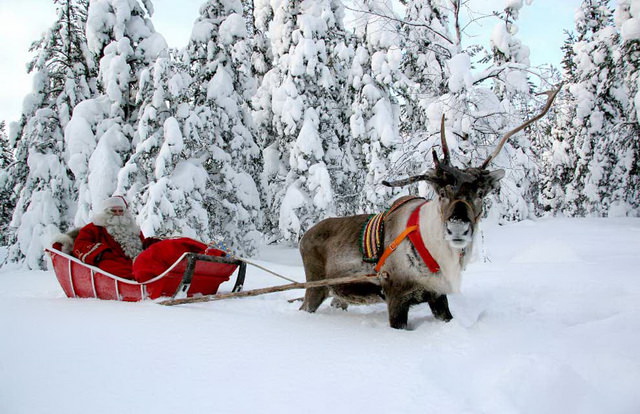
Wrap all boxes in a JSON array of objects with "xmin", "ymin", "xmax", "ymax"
[
  {"xmin": 406, "ymin": 202, "xmax": 441, "ymax": 273},
  {"xmin": 374, "ymin": 202, "xmax": 441, "ymax": 274}
]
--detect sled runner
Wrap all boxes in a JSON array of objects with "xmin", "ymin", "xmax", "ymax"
[{"xmin": 45, "ymin": 243, "xmax": 246, "ymax": 302}]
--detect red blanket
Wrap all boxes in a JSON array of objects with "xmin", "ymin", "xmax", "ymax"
[{"xmin": 132, "ymin": 238, "xmax": 225, "ymax": 282}]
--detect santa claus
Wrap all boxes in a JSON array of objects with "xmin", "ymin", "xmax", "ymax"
[
  {"xmin": 73, "ymin": 196, "xmax": 156, "ymax": 278},
  {"xmin": 72, "ymin": 196, "xmax": 220, "ymax": 281}
]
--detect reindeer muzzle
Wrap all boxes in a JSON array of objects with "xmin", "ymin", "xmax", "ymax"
[{"xmin": 443, "ymin": 199, "xmax": 477, "ymax": 249}]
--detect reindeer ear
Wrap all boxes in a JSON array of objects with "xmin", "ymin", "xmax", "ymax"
[{"xmin": 487, "ymin": 169, "xmax": 505, "ymax": 189}]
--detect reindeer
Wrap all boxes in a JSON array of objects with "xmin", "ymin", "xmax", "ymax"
[{"xmin": 299, "ymin": 86, "xmax": 562, "ymax": 329}]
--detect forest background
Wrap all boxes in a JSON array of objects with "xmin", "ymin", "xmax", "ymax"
[{"xmin": 0, "ymin": 0, "xmax": 638, "ymax": 269}]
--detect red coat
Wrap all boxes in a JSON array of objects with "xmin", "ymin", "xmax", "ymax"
[{"xmin": 73, "ymin": 223, "xmax": 152, "ymax": 279}]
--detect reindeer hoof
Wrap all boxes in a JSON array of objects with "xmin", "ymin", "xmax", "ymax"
[{"xmin": 330, "ymin": 297, "xmax": 348, "ymax": 311}]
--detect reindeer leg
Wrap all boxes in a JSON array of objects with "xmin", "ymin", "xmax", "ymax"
[
  {"xmin": 300, "ymin": 287, "xmax": 328, "ymax": 312},
  {"xmin": 426, "ymin": 293, "xmax": 453, "ymax": 322},
  {"xmin": 299, "ymin": 256, "xmax": 329, "ymax": 313},
  {"xmin": 330, "ymin": 297, "xmax": 349, "ymax": 310},
  {"xmin": 387, "ymin": 296, "xmax": 411, "ymax": 329}
]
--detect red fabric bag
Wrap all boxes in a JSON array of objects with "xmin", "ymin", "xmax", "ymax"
[{"xmin": 133, "ymin": 237, "xmax": 218, "ymax": 282}]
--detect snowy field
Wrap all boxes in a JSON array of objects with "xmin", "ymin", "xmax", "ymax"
[{"xmin": 1, "ymin": 217, "xmax": 639, "ymax": 414}]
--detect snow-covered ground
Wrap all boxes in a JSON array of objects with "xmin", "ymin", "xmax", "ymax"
[{"xmin": 1, "ymin": 217, "xmax": 639, "ymax": 414}]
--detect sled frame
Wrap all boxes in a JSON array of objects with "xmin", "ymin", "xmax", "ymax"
[{"xmin": 45, "ymin": 247, "xmax": 246, "ymax": 300}]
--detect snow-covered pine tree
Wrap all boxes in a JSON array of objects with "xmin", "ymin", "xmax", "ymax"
[
  {"xmin": 67, "ymin": 0, "xmax": 167, "ymax": 226},
  {"xmin": 251, "ymin": 0, "xmax": 279, "ymax": 236},
  {"xmin": 564, "ymin": 0, "xmax": 624, "ymax": 216},
  {"xmin": 251, "ymin": 0, "xmax": 274, "ymax": 85},
  {"xmin": 328, "ymin": 32, "xmax": 357, "ymax": 217},
  {"xmin": 346, "ymin": 0, "xmax": 404, "ymax": 214},
  {"xmin": 3, "ymin": 0, "xmax": 94, "ymax": 268},
  {"xmin": 113, "ymin": 47, "xmax": 214, "ymax": 241},
  {"xmin": 0, "ymin": 122, "xmax": 14, "ymax": 245},
  {"xmin": 392, "ymin": 0, "xmax": 456, "ymax": 197},
  {"xmin": 395, "ymin": 3, "xmax": 466, "ymax": 188},
  {"xmin": 254, "ymin": 0, "xmax": 349, "ymax": 242},
  {"xmin": 397, "ymin": 0, "xmax": 453, "ymax": 135},
  {"xmin": 116, "ymin": 51, "xmax": 174, "ymax": 204},
  {"xmin": 0, "ymin": 122, "xmax": 10, "ymax": 172},
  {"xmin": 538, "ymin": 31, "xmax": 580, "ymax": 215},
  {"xmin": 485, "ymin": 0, "xmax": 539, "ymax": 221},
  {"xmin": 139, "ymin": 114, "xmax": 212, "ymax": 240},
  {"xmin": 395, "ymin": 1, "xmax": 549, "ymax": 222},
  {"xmin": 184, "ymin": 0, "xmax": 263, "ymax": 255},
  {"xmin": 609, "ymin": 0, "xmax": 640, "ymax": 215}
]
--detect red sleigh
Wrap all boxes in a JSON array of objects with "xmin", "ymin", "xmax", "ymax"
[{"xmin": 45, "ymin": 242, "xmax": 246, "ymax": 302}]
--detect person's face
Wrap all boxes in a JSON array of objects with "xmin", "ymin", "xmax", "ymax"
[{"xmin": 109, "ymin": 207, "xmax": 125, "ymax": 216}]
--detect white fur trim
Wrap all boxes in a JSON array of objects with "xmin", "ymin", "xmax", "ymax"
[
  {"xmin": 99, "ymin": 196, "xmax": 127, "ymax": 212},
  {"xmin": 80, "ymin": 243, "xmax": 103, "ymax": 262},
  {"xmin": 52, "ymin": 233, "xmax": 74, "ymax": 254},
  {"xmin": 92, "ymin": 211, "xmax": 110, "ymax": 227}
]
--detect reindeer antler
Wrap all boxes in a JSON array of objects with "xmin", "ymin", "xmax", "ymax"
[
  {"xmin": 382, "ymin": 174, "xmax": 429, "ymax": 188},
  {"xmin": 439, "ymin": 114, "xmax": 450, "ymax": 165},
  {"xmin": 480, "ymin": 82, "xmax": 563, "ymax": 169},
  {"xmin": 384, "ymin": 115, "xmax": 451, "ymax": 188}
]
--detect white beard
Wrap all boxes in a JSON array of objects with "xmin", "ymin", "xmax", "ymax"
[{"xmin": 102, "ymin": 213, "xmax": 143, "ymax": 259}]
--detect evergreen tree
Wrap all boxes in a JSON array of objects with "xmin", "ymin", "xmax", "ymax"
[
  {"xmin": 397, "ymin": 1, "xmax": 540, "ymax": 221},
  {"xmin": 391, "ymin": 0, "xmax": 455, "ymax": 201},
  {"xmin": 117, "ymin": 51, "xmax": 174, "ymax": 201},
  {"xmin": 0, "ymin": 122, "xmax": 10, "ymax": 169},
  {"xmin": 254, "ymin": 0, "xmax": 350, "ymax": 241},
  {"xmin": 398, "ymin": 0, "xmax": 453, "ymax": 135},
  {"xmin": 486, "ymin": 1, "xmax": 539, "ymax": 221},
  {"xmin": 0, "ymin": 122, "xmax": 14, "ymax": 245},
  {"xmin": 68, "ymin": 0, "xmax": 167, "ymax": 225},
  {"xmin": 3, "ymin": 0, "xmax": 94, "ymax": 267},
  {"xmin": 347, "ymin": 0, "xmax": 404, "ymax": 213},
  {"xmin": 563, "ymin": 0, "xmax": 624, "ymax": 216},
  {"xmin": 251, "ymin": 0, "xmax": 274, "ymax": 85},
  {"xmin": 115, "ymin": 49, "xmax": 215, "ymax": 241},
  {"xmin": 561, "ymin": 30, "xmax": 578, "ymax": 82},
  {"xmin": 184, "ymin": 0, "xmax": 263, "ymax": 254},
  {"xmin": 609, "ymin": 0, "xmax": 640, "ymax": 215},
  {"xmin": 537, "ymin": 80, "xmax": 576, "ymax": 214}
]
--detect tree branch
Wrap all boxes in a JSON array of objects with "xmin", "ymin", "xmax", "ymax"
[{"xmin": 343, "ymin": 5, "xmax": 454, "ymax": 45}]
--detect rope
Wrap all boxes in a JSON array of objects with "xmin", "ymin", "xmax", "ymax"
[{"xmin": 231, "ymin": 255, "xmax": 300, "ymax": 283}]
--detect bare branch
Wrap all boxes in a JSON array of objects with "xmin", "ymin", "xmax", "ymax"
[{"xmin": 343, "ymin": 5, "xmax": 454, "ymax": 45}]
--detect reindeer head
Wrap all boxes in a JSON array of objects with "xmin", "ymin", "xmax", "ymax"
[
  {"xmin": 422, "ymin": 158, "xmax": 504, "ymax": 249},
  {"xmin": 383, "ymin": 84, "xmax": 562, "ymax": 249}
]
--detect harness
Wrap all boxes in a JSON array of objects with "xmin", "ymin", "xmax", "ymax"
[
  {"xmin": 360, "ymin": 196, "xmax": 420, "ymax": 262},
  {"xmin": 374, "ymin": 201, "xmax": 440, "ymax": 273},
  {"xmin": 360, "ymin": 197, "xmax": 441, "ymax": 274}
]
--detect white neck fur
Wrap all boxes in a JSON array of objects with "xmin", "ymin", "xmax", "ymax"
[{"xmin": 418, "ymin": 201, "xmax": 471, "ymax": 293}]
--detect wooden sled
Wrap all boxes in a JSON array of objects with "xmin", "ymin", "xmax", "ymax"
[{"xmin": 45, "ymin": 243, "xmax": 246, "ymax": 302}]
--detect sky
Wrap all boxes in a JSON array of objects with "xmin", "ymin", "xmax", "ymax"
[{"xmin": 0, "ymin": 0, "xmax": 581, "ymax": 128}]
